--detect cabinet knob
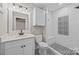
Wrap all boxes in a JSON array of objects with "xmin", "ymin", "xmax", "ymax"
[
  {"xmin": 24, "ymin": 45, "xmax": 26, "ymax": 47},
  {"xmin": 21, "ymin": 46, "xmax": 23, "ymax": 48}
]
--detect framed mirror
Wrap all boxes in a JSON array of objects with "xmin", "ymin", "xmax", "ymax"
[{"xmin": 8, "ymin": 8, "xmax": 30, "ymax": 33}]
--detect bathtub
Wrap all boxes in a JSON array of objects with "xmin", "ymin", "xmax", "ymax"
[{"xmin": 38, "ymin": 42, "xmax": 79, "ymax": 55}]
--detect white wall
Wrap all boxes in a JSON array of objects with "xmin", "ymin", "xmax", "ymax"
[
  {"xmin": 0, "ymin": 4, "xmax": 7, "ymax": 35},
  {"xmin": 46, "ymin": 4, "xmax": 79, "ymax": 49},
  {"xmin": 0, "ymin": 13, "xmax": 4, "ymax": 35}
]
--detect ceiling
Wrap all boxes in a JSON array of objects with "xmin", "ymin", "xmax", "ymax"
[
  {"xmin": 32, "ymin": 3, "xmax": 72, "ymax": 12},
  {"xmin": 22, "ymin": 3, "xmax": 73, "ymax": 12}
]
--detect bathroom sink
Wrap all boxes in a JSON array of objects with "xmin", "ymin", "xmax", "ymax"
[
  {"xmin": 10, "ymin": 34, "xmax": 35, "ymax": 39},
  {"xmin": 1, "ymin": 34, "xmax": 35, "ymax": 43}
]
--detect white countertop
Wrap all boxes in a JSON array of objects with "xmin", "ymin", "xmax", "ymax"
[{"xmin": 0, "ymin": 34, "xmax": 35, "ymax": 43}]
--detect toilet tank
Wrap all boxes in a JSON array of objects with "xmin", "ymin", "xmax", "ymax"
[{"xmin": 35, "ymin": 34, "xmax": 42, "ymax": 43}]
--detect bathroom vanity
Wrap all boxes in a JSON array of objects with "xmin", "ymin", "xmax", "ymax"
[{"xmin": 0, "ymin": 34, "xmax": 35, "ymax": 55}]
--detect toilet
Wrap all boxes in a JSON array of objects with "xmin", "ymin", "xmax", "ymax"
[
  {"xmin": 38, "ymin": 42, "xmax": 49, "ymax": 55},
  {"xmin": 35, "ymin": 34, "xmax": 48, "ymax": 55},
  {"xmin": 35, "ymin": 35, "xmax": 61, "ymax": 55}
]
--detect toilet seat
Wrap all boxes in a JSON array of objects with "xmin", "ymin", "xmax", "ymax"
[
  {"xmin": 38, "ymin": 42, "xmax": 48, "ymax": 47},
  {"xmin": 35, "ymin": 35, "xmax": 49, "ymax": 48}
]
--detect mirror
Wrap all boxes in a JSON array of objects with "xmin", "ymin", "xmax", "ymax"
[
  {"xmin": 16, "ymin": 18, "xmax": 26, "ymax": 30},
  {"xmin": 8, "ymin": 8, "xmax": 30, "ymax": 33}
]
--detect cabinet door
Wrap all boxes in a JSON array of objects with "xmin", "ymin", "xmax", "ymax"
[
  {"xmin": 33, "ymin": 7, "xmax": 45, "ymax": 26},
  {"xmin": 23, "ymin": 38, "xmax": 35, "ymax": 55},
  {"xmin": 36, "ymin": 8, "xmax": 45, "ymax": 26},
  {"xmin": 5, "ymin": 41, "xmax": 20, "ymax": 55},
  {"xmin": 5, "ymin": 45, "xmax": 19, "ymax": 55}
]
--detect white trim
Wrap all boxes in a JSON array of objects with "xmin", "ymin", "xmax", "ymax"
[
  {"xmin": 28, "ymin": 13, "xmax": 31, "ymax": 33},
  {"xmin": 13, "ymin": 9, "xmax": 29, "ymax": 15},
  {"xmin": 0, "ymin": 6, "xmax": 3, "ymax": 14}
]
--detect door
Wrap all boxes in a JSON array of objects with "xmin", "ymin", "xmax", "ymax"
[
  {"xmin": 5, "ymin": 45, "xmax": 19, "ymax": 55},
  {"xmin": 18, "ymin": 45, "xmax": 24, "ymax": 55},
  {"xmin": 23, "ymin": 43, "xmax": 33, "ymax": 55},
  {"xmin": 33, "ymin": 7, "xmax": 45, "ymax": 26},
  {"xmin": 36, "ymin": 8, "xmax": 45, "ymax": 26},
  {"xmin": 23, "ymin": 38, "xmax": 35, "ymax": 55},
  {"xmin": 5, "ymin": 40, "xmax": 21, "ymax": 55}
]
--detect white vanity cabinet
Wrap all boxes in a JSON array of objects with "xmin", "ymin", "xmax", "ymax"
[
  {"xmin": 33, "ymin": 7, "xmax": 45, "ymax": 26},
  {"xmin": 1, "ymin": 37, "xmax": 35, "ymax": 55}
]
